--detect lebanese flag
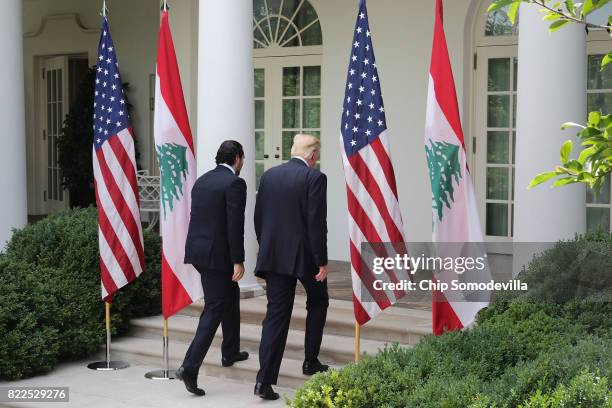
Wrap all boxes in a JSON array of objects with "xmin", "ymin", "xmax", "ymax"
[
  {"xmin": 425, "ymin": 0, "xmax": 488, "ymax": 335},
  {"xmin": 155, "ymin": 10, "xmax": 203, "ymax": 318}
]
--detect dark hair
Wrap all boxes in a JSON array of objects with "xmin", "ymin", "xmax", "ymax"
[{"xmin": 215, "ymin": 140, "xmax": 244, "ymax": 166}]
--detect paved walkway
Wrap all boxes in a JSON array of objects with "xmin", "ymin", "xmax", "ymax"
[{"xmin": 0, "ymin": 360, "xmax": 293, "ymax": 408}]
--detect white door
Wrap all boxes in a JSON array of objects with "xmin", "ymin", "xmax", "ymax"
[
  {"xmin": 474, "ymin": 47, "xmax": 518, "ymax": 241},
  {"xmin": 41, "ymin": 56, "xmax": 70, "ymax": 213},
  {"xmin": 254, "ymin": 54, "xmax": 322, "ymax": 188}
]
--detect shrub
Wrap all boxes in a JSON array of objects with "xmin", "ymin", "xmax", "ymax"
[
  {"xmin": 0, "ymin": 208, "xmax": 161, "ymax": 380},
  {"xmin": 289, "ymin": 235, "xmax": 612, "ymax": 408}
]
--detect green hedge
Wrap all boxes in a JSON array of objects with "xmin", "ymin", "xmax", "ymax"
[
  {"xmin": 0, "ymin": 208, "xmax": 161, "ymax": 380},
  {"xmin": 289, "ymin": 235, "xmax": 612, "ymax": 408}
]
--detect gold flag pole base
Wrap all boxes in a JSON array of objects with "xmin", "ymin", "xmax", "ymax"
[
  {"xmin": 88, "ymin": 302, "xmax": 130, "ymax": 371},
  {"xmin": 145, "ymin": 318, "xmax": 177, "ymax": 380},
  {"xmin": 354, "ymin": 322, "xmax": 361, "ymax": 363}
]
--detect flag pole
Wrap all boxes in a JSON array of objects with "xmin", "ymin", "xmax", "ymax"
[
  {"xmin": 354, "ymin": 322, "xmax": 361, "ymax": 363},
  {"xmin": 87, "ymin": 302, "xmax": 130, "ymax": 370},
  {"xmin": 144, "ymin": 318, "xmax": 177, "ymax": 380}
]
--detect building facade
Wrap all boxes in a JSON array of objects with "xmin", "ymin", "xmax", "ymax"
[{"xmin": 1, "ymin": 0, "xmax": 610, "ymax": 288}]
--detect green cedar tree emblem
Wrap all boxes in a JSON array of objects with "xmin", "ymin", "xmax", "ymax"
[
  {"xmin": 156, "ymin": 142, "xmax": 189, "ymax": 219},
  {"xmin": 425, "ymin": 139, "xmax": 462, "ymax": 222}
]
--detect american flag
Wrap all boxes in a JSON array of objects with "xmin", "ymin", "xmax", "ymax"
[
  {"xmin": 340, "ymin": 0, "xmax": 408, "ymax": 325},
  {"xmin": 92, "ymin": 17, "xmax": 144, "ymax": 302}
]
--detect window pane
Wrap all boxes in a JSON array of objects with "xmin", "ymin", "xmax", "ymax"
[
  {"xmin": 255, "ymin": 131, "xmax": 265, "ymax": 160},
  {"xmin": 254, "ymin": 69, "xmax": 265, "ymax": 98},
  {"xmin": 57, "ymin": 69, "xmax": 62, "ymax": 101},
  {"xmin": 487, "ymin": 203, "xmax": 509, "ymax": 236},
  {"xmin": 488, "ymin": 58, "xmax": 510, "ymax": 92},
  {"xmin": 282, "ymin": 131, "xmax": 298, "ymax": 160},
  {"xmin": 512, "ymin": 95, "xmax": 516, "ymax": 128},
  {"xmin": 513, "ymin": 58, "xmax": 518, "ymax": 91},
  {"xmin": 487, "ymin": 95, "xmax": 510, "ymax": 127},
  {"xmin": 283, "ymin": 99, "xmax": 300, "ymax": 128},
  {"xmin": 587, "ymin": 54, "xmax": 612, "ymax": 90},
  {"xmin": 586, "ymin": 207, "xmax": 610, "ymax": 233},
  {"xmin": 485, "ymin": 8, "xmax": 518, "ymax": 36},
  {"xmin": 301, "ymin": 20, "xmax": 322, "ymax": 46},
  {"xmin": 256, "ymin": 162, "xmax": 264, "ymax": 190},
  {"xmin": 294, "ymin": 1, "xmax": 318, "ymax": 29},
  {"xmin": 254, "ymin": 28, "xmax": 267, "ymax": 48},
  {"xmin": 303, "ymin": 66, "xmax": 321, "ymax": 96},
  {"xmin": 487, "ymin": 131, "xmax": 509, "ymax": 164},
  {"xmin": 586, "ymin": 177, "xmax": 611, "ymax": 204},
  {"xmin": 283, "ymin": 67, "xmax": 300, "ymax": 96},
  {"xmin": 281, "ymin": 25, "xmax": 300, "ymax": 47},
  {"xmin": 267, "ymin": 0, "xmax": 282, "ymax": 16},
  {"xmin": 487, "ymin": 167, "xmax": 509, "ymax": 200},
  {"xmin": 303, "ymin": 98, "xmax": 320, "ymax": 128},
  {"xmin": 255, "ymin": 100, "xmax": 265, "ymax": 129},
  {"xmin": 587, "ymin": 93, "xmax": 612, "ymax": 114},
  {"xmin": 52, "ymin": 70, "xmax": 57, "ymax": 101},
  {"xmin": 512, "ymin": 131, "xmax": 516, "ymax": 164},
  {"xmin": 282, "ymin": 0, "xmax": 301, "ymax": 18},
  {"xmin": 253, "ymin": 0, "xmax": 268, "ymax": 21}
]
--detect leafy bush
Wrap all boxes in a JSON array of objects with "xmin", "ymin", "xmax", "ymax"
[
  {"xmin": 289, "ymin": 235, "xmax": 612, "ymax": 408},
  {"xmin": 0, "ymin": 208, "xmax": 161, "ymax": 380}
]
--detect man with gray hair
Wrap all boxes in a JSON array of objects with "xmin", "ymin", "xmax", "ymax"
[{"xmin": 253, "ymin": 134, "xmax": 329, "ymax": 400}]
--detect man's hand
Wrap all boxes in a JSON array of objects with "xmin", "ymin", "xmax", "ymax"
[
  {"xmin": 232, "ymin": 263, "xmax": 245, "ymax": 282},
  {"xmin": 315, "ymin": 265, "xmax": 328, "ymax": 282}
]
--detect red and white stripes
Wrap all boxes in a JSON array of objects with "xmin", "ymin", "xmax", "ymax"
[
  {"xmin": 341, "ymin": 131, "xmax": 408, "ymax": 325},
  {"xmin": 93, "ymin": 128, "xmax": 144, "ymax": 301}
]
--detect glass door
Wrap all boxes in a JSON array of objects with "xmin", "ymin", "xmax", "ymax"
[
  {"xmin": 474, "ymin": 47, "xmax": 518, "ymax": 240},
  {"xmin": 254, "ymin": 54, "xmax": 322, "ymax": 188},
  {"xmin": 42, "ymin": 56, "xmax": 69, "ymax": 212}
]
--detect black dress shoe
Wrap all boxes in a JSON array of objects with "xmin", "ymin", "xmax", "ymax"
[
  {"xmin": 176, "ymin": 366, "xmax": 205, "ymax": 396},
  {"xmin": 302, "ymin": 359, "xmax": 329, "ymax": 375},
  {"xmin": 254, "ymin": 382, "xmax": 280, "ymax": 400},
  {"xmin": 221, "ymin": 351, "xmax": 249, "ymax": 367}
]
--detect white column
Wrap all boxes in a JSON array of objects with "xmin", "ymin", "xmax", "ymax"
[
  {"xmin": 514, "ymin": 4, "xmax": 586, "ymax": 271},
  {"xmin": 197, "ymin": 0, "xmax": 263, "ymax": 294},
  {"xmin": 0, "ymin": 0, "xmax": 27, "ymax": 250}
]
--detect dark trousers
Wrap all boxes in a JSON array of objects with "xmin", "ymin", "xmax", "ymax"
[
  {"xmin": 256, "ymin": 271, "xmax": 329, "ymax": 385},
  {"xmin": 182, "ymin": 266, "xmax": 240, "ymax": 376}
]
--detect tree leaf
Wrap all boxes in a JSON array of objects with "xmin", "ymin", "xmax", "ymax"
[
  {"xmin": 560, "ymin": 140, "xmax": 573, "ymax": 164},
  {"xmin": 552, "ymin": 177, "xmax": 577, "ymax": 186},
  {"xmin": 561, "ymin": 121, "xmax": 586, "ymax": 130},
  {"xmin": 578, "ymin": 146, "xmax": 596, "ymax": 164},
  {"xmin": 549, "ymin": 19, "xmax": 571, "ymax": 32},
  {"xmin": 602, "ymin": 52, "xmax": 612, "ymax": 70},
  {"xmin": 528, "ymin": 171, "xmax": 559, "ymax": 188},
  {"xmin": 588, "ymin": 111, "xmax": 601, "ymax": 126},
  {"xmin": 508, "ymin": 1, "xmax": 521, "ymax": 24},
  {"xmin": 565, "ymin": 0, "xmax": 576, "ymax": 15},
  {"xmin": 582, "ymin": 0, "xmax": 594, "ymax": 17}
]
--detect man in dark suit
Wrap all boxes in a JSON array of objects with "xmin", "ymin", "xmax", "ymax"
[
  {"xmin": 176, "ymin": 141, "xmax": 249, "ymax": 396},
  {"xmin": 254, "ymin": 134, "xmax": 329, "ymax": 400}
]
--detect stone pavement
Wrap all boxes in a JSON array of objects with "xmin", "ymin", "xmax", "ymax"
[{"xmin": 0, "ymin": 360, "xmax": 293, "ymax": 408}]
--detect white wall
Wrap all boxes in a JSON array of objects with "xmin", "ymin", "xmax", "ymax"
[{"xmin": 23, "ymin": 0, "xmax": 158, "ymax": 214}]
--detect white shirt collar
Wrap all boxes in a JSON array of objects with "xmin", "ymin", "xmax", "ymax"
[
  {"xmin": 219, "ymin": 163, "xmax": 235, "ymax": 174},
  {"xmin": 291, "ymin": 156, "xmax": 310, "ymax": 167}
]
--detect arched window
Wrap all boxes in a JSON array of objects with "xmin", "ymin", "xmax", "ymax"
[
  {"xmin": 484, "ymin": 7, "xmax": 519, "ymax": 37},
  {"xmin": 253, "ymin": 0, "xmax": 322, "ymax": 49}
]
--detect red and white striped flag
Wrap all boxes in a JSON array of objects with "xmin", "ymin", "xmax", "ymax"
[
  {"xmin": 93, "ymin": 16, "xmax": 144, "ymax": 301},
  {"xmin": 340, "ymin": 0, "xmax": 408, "ymax": 326},
  {"xmin": 425, "ymin": 0, "xmax": 489, "ymax": 335},
  {"xmin": 155, "ymin": 10, "xmax": 203, "ymax": 318}
]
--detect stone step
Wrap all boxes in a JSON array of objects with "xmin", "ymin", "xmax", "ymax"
[
  {"xmin": 107, "ymin": 336, "xmax": 334, "ymax": 390},
  {"xmin": 129, "ymin": 314, "xmax": 391, "ymax": 364},
  {"xmin": 181, "ymin": 295, "xmax": 432, "ymax": 345}
]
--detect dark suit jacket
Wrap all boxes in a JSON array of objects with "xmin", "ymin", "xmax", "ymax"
[
  {"xmin": 184, "ymin": 165, "xmax": 246, "ymax": 271},
  {"xmin": 254, "ymin": 158, "xmax": 327, "ymax": 278}
]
